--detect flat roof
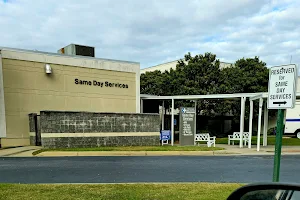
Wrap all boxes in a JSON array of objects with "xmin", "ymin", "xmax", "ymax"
[
  {"xmin": 0, "ymin": 46, "xmax": 139, "ymax": 64},
  {"xmin": 0, "ymin": 46, "xmax": 140, "ymax": 73}
]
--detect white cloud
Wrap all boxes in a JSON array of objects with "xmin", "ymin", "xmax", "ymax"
[{"xmin": 0, "ymin": 0, "xmax": 299, "ymax": 68}]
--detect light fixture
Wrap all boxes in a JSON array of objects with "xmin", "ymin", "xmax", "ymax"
[{"xmin": 45, "ymin": 64, "xmax": 52, "ymax": 74}]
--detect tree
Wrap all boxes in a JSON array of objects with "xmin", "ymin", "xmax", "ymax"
[
  {"xmin": 140, "ymin": 53, "xmax": 270, "ymax": 120},
  {"xmin": 216, "ymin": 56, "xmax": 270, "ymax": 122},
  {"xmin": 175, "ymin": 52, "xmax": 222, "ymax": 114},
  {"xmin": 140, "ymin": 70, "xmax": 166, "ymax": 95}
]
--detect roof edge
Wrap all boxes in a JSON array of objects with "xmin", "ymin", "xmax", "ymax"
[
  {"xmin": 0, "ymin": 46, "xmax": 140, "ymax": 73},
  {"xmin": 0, "ymin": 46, "xmax": 139, "ymax": 65}
]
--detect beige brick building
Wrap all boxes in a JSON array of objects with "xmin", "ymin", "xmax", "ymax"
[{"xmin": 0, "ymin": 46, "xmax": 140, "ymax": 147}]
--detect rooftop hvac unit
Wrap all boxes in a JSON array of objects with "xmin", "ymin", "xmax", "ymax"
[{"xmin": 57, "ymin": 44, "xmax": 95, "ymax": 57}]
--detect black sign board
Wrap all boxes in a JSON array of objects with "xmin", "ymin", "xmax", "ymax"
[{"xmin": 179, "ymin": 107, "xmax": 196, "ymax": 146}]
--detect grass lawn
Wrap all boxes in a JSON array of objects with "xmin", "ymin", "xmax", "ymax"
[
  {"xmin": 33, "ymin": 146, "xmax": 224, "ymax": 155},
  {"xmin": 216, "ymin": 136, "xmax": 300, "ymax": 146},
  {"xmin": 0, "ymin": 183, "xmax": 242, "ymax": 200}
]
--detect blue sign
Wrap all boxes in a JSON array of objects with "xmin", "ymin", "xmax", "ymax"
[
  {"xmin": 174, "ymin": 119, "xmax": 177, "ymax": 125},
  {"xmin": 181, "ymin": 107, "xmax": 186, "ymax": 113},
  {"xmin": 160, "ymin": 130, "xmax": 171, "ymax": 140}
]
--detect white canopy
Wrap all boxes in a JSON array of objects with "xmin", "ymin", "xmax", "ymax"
[{"xmin": 140, "ymin": 92, "xmax": 300, "ymax": 151}]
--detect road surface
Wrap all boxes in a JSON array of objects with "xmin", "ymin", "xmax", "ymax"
[{"xmin": 0, "ymin": 155, "xmax": 299, "ymax": 183}]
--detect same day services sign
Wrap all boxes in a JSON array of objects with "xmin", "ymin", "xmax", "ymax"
[{"xmin": 268, "ymin": 64, "xmax": 297, "ymax": 109}]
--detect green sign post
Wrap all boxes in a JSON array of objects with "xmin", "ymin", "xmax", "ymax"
[
  {"xmin": 268, "ymin": 64, "xmax": 297, "ymax": 182},
  {"xmin": 272, "ymin": 109, "xmax": 284, "ymax": 182}
]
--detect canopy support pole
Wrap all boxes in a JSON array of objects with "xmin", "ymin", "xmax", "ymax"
[
  {"xmin": 257, "ymin": 98, "xmax": 263, "ymax": 151},
  {"xmin": 162, "ymin": 101, "xmax": 164, "ymax": 130},
  {"xmin": 263, "ymin": 101, "xmax": 268, "ymax": 146},
  {"xmin": 248, "ymin": 100, "xmax": 253, "ymax": 148},
  {"xmin": 239, "ymin": 97, "xmax": 246, "ymax": 148},
  {"xmin": 171, "ymin": 99, "xmax": 174, "ymax": 146}
]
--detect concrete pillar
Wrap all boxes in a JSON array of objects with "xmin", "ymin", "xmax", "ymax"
[
  {"xmin": 257, "ymin": 98, "xmax": 263, "ymax": 151},
  {"xmin": 248, "ymin": 100, "xmax": 253, "ymax": 148},
  {"xmin": 263, "ymin": 101, "xmax": 268, "ymax": 146},
  {"xmin": 171, "ymin": 99, "xmax": 174, "ymax": 146},
  {"xmin": 239, "ymin": 97, "xmax": 246, "ymax": 148}
]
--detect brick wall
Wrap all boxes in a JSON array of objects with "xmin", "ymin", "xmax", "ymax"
[{"xmin": 40, "ymin": 111, "xmax": 160, "ymax": 148}]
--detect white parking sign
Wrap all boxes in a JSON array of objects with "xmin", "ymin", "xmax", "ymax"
[{"xmin": 268, "ymin": 64, "xmax": 297, "ymax": 109}]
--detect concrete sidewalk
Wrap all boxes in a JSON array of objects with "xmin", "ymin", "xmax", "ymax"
[
  {"xmin": 215, "ymin": 144, "xmax": 300, "ymax": 155},
  {"xmin": 0, "ymin": 146, "xmax": 42, "ymax": 157},
  {"xmin": 35, "ymin": 144, "xmax": 300, "ymax": 157},
  {"xmin": 2, "ymin": 144, "xmax": 300, "ymax": 157}
]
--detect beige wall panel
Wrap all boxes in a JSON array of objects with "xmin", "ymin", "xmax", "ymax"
[
  {"xmin": 124, "ymin": 100, "xmax": 136, "ymax": 112},
  {"xmin": 60, "ymin": 64, "xmax": 135, "ymax": 78},
  {"xmin": 90, "ymin": 69, "xmax": 135, "ymax": 79},
  {"xmin": 34, "ymin": 72, "xmax": 66, "ymax": 92},
  {"xmin": 3, "ymin": 63, "xmax": 44, "ymax": 73},
  {"xmin": 5, "ymin": 114, "xmax": 27, "ymax": 138},
  {"xmin": 19, "ymin": 93, "xmax": 37, "ymax": 112},
  {"xmin": 2, "ymin": 59, "xmax": 32, "ymax": 67},
  {"xmin": 4, "ymin": 87, "xmax": 35, "ymax": 94},
  {"xmin": 2, "ymin": 58, "xmax": 137, "ymax": 145},
  {"xmin": 3, "ymin": 69, "xmax": 33, "ymax": 90},
  {"xmin": 99, "ymin": 98, "xmax": 122, "ymax": 112},
  {"xmin": 64, "ymin": 96, "xmax": 92, "ymax": 111},
  {"xmin": 90, "ymin": 98, "xmax": 105, "ymax": 111},
  {"xmin": 89, "ymin": 98, "xmax": 134, "ymax": 113},
  {"xmin": 5, "ymin": 111, "xmax": 22, "ymax": 116},
  {"xmin": 34, "ymin": 94, "xmax": 66, "ymax": 111},
  {"xmin": 19, "ymin": 112, "xmax": 30, "ymax": 137},
  {"xmin": 4, "ymin": 92, "xmax": 20, "ymax": 112},
  {"xmin": 1, "ymin": 138, "xmax": 30, "ymax": 147}
]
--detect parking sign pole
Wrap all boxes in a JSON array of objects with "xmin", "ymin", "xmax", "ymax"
[
  {"xmin": 268, "ymin": 64, "xmax": 297, "ymax": 182},
  {"xmin": 273, "ymin": 109, "xmax": 285, "ymax": 182}
]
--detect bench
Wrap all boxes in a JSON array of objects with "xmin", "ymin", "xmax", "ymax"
[
  {"xmin": 228, "ymin": 132, "xmax": 249, "ymax": 146},
  {"xmin": 195, "ymin": 133, "xmax": 216, "ymax": 147}
]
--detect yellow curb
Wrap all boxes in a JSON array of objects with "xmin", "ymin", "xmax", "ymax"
[
  {"xmin": 37, "ymin": 151, "xmax": 218, "ymax": 157},
  {"xmin": 77, "ymin": 151, "xmax": 147, "ymax": 156},
  {"xmin": 37, "ymin": 151, "xmax": 78, "ymax": 157}
]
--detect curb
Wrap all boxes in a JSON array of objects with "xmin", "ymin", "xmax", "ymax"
[
  {"xmin": 36, "ymin": 151, "xmax": 217, "ymax": 157},
  {"xmin": 33, "ymin": 150, "xmax": 300, "ymax": 157}
]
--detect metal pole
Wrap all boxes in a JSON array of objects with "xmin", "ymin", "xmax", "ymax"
[
  {"xmin": 239, "ymin": 97, "xmax": 245, "ymax": 148},
  {"xmin": 263, "ymin": 102, "xmax": 268, "ymax": 146},
  {"xmin": 273, "ymin": 109, "xmax": 285, "ymax": 182},
  {"xmin": 140, "ymin": 99, "xmax": 143, "ymax": 113},
  {"xmin": 194, "ymin": 100, "xmax": 197, "ymax": 145},
  {"xmin": 171, "ymin": 99, "xmax": 174, "ymax": 146},
  {"xmin": 162, "ymin": 101, "xmax": 165, "ymax": 130},
  {"xmin": 248, "ymin": 100, "xmax": 253, "ymax": 148},
  {"xmin": 257, "ymin": 98, "xmax": 263, "ymax": 151}
]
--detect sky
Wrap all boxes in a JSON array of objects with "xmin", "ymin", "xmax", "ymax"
[{"xmin": 0, "ymin": 0, "xmax": 299, "ymax": 69}]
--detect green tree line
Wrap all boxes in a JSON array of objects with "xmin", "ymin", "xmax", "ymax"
[{"xmin": 140, "ymin": 52, "xmax": 270, "ymax": 122}]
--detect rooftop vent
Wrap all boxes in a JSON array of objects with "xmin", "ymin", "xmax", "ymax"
[{"xmin": 57, "ymin": 44, "xmax": 95, "ymax": 57}]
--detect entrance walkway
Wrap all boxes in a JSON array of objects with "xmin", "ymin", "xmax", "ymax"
[{"xmin": 0, "ymin": 146, "xmax": 42, "ymax": 157}]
